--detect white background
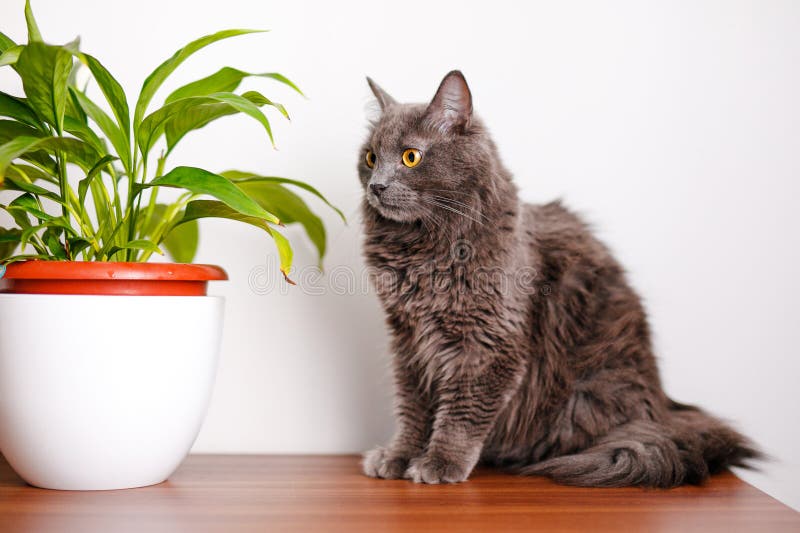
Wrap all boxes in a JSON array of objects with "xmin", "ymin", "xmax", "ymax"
[{"xmin": 1, "ymin": 0, "xmax": 798, "ymax": 510}]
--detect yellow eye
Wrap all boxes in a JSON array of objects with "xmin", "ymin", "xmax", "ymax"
[
  {"xmin": 402, "ymin": 148, "xmax": 422, "ymax": 168},
  {"xmin": 365, "ymin": 150, "xmax": 377, "ymax": 168}
]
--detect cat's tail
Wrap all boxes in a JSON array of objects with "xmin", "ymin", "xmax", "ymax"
[{"xmin": 517, "ymin": 401, "xmax": 761, "ymax": 488}]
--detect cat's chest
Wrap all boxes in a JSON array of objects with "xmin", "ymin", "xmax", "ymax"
[
  {"xmin": 367, "ymin": 245, "xmax": 513, "ymax": 334},
  {"xmin": 367, "ymin": 246, "xmax": 530, "ymax": 379},
  {"xmin": 369, "ymin": 250, "xmax": 461, "ymax": 309},
  {"xmin": 362, "ymin": 220, "xmax": 527, "ymax": 332},
  {"xmin": 365, "ymin": 239, "xmax": 455, "ymax": 310}
]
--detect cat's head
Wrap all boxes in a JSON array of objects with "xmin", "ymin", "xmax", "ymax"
[{"xmin": 358, "ymin": 71, "xmax": 499, "ymax": 224}]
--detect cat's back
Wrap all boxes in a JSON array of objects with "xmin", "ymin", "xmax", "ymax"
[
  {"xmin": 522, "ymin": 200, "xmax": 611, "ymax": 261},
  {"xmin": 521, "ymin": 199, "xmax": 620, "ymax": 282}
]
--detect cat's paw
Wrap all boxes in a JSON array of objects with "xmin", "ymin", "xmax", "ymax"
[
  {"xmin": 404, "ymin": 454, "xmax": 472, "ymax": 484},
  {"xmin": 362, "ymin": 447, "xmax": 410, "ymax": 479}
]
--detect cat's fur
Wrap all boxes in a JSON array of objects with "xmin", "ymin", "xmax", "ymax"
[{"xmin": 359, "ymin": 71, "xmax": 758, "ymax": 486}]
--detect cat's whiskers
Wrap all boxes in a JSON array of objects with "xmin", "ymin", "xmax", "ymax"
[
  {"xmin": 420, "ymin": 197, "xmax": 486, "ymax": 227},
  {"xmin": 428, "ymin": 195, "xmax": 491, "ymax": 223},
  {"xmin": 421, "ymin": 193, "xmax": 488, "ymax": 225},
  {"xmin": 424, "ymin": 189, "xmax": 489, "ymax": 212},
  {"xmin": 424, "ymin": 208, "xmax": 454, "ymax": 249},
  {"xmin": 423, "ymin": 188, "xmax": 475, "ymax": 198},
  {"xmin": 423, "ymin": 199, "xmax": 483, "ymax": 226},
  {"xmin": 418, "ymin": 211, "xmax": 439, "ymax": 241}
]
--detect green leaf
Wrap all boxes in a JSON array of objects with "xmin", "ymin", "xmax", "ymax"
[
  {"xmin": 20, "ymin": 217, "xmax": 80, "ymax": 259},
  {"xmin": 240, "ymin": 90, "xmax": 289, "ymax": 119},
  {"xmin": 165, "ymin": 66, "xmax": 242, "ymax": 103},
  {"xmin": 67, "ymin": 236, "xmax": 91, "ymax": 257},
  {"xmin": 66, "ymin": 80, "xmax": 87, "ymax": 124},
  {"xmin": 64, "ymin": 115, "xmax": 105, "ymax": 153},
  {"xmin": 181, "ymin": 199, "xmax": 294, "ymax": 282},
  {"xmin": 7, "ymin": 192, "xmax": 50, "ymax": 227},
  {"xmin": 70, "ymin": 88, "xmax": 131, "ymax": 172},
  {"xmin": 165, "ymin": 67, "xmax": 304, "ymax": 104},
  {"xmin": 1, "ymin": 200, "xmax": 29, "ymax": 229},
  {"xmin": 142, "ymin": 204, "xmax": 199, "ymax": 263},
  {"xmin": 0, "ymin": 227, "xmax": 22, "ymax": 259},
  {"xmin": 133, "ymin": 29, "xmax": 264, "ymax": 133},
  {"xmin": 164, "ymin": 100, "xmax": 240, "ymax": 150},
  {"xmin": 24, "ymin": 0, "xmax": 43, "ymax": 43},
  {"xmin": 43, "ymin": 227, "xmax": 67, "ymax": 259},
  {"xmin": 0, "ymin": 45, "xmax": 24, "ymax": 68},
  {"xmin": 89, "ymin": 178, "xmax": 113, "ymax": 243},
  {"xmin": 236, "ymin": 180, "xmax": 326, "ymax": 263},
  {"xmin": 6, "ymin": 163, "xmax": 57, "ymax": 184},
  {"xmin": 0, "ymin": 32, "xmax": 20, "ymax": 69},
  {"xmin": 163, "ymin": 90, "xmax": 285, "ymax": 152},
  {"xmin": 3, "ymin": 175, "xmax": 62, "ymax": 205},
  {"xmin": 0, "ymin": 119, "xmax": 45, "ymax": 142},
  {"xmin": 0, "ymin": 32, "xmax": 16, "ymax": 53},
  {"xmin": 62, "ymin": 36, "xmax": 81, "ymax": 54},
  {"xmin": 0, "ymin": 121, "xmax": 55, "ymax": 176},
  {"xmin": 77, "ymin": 53, "xmax": 131, "ymax": 154},
  {"xmin": 106, "ymin": 239, "xmax": 163, "ymax": 260},
  {"xmin": 16, "ymin": 42, "xmax": 72, "ymax": 132},
  {"xmin": 256, "ymin": 72, "xmax": 305, "ymax": 98},
  {"xmin": 138, "ymin": 91, "xmax": 276, "ymax": 157},
  {"xmin": 1, "ymin": 253, "xmax": 51, "ymax": 265},
  {"xmin": 0, "ymin": 135, "xmax": 100, "ymax": 178},
  {"xmin": 139, "ymin": 203, "xmax": 168, "ymax": 236},
  {"xmin": 162, "ymin": 218, "xmax": 198, "ymax": 263},
  {"xmin": 78, "ymin": 154, "xmax": 117, "ymax": 207},
  {"xmin": 0, "ymin": 92, "xmax": 43, "ymax": 130},
  {"xmin": 135, "ymin": 166, "xmax": 280, "ymax": 224},
  {"xmin": 223, "ymin": 171, "xmax": 346, "ymax": 222},
  {"xmin": 19, "ymin": 224, "xmax": 40, "ymax": 247}
]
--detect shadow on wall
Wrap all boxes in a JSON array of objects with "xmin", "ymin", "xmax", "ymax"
[
  {"xmin": 303, "ymin": 220, "xmax": 396, "ymax": 451},
  {"xmin": 193, "ymin": 205, "xmax": 396, "ymax": 454}
]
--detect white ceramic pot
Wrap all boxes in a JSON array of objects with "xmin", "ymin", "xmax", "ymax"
[{"xmin": 0, "ymin": 294, "xmax": 224, "ymax": 490}]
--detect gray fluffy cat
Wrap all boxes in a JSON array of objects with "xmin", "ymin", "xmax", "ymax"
[{"xmin": 359, "ymin": 71, "xmax": 758, "ymax": 486}]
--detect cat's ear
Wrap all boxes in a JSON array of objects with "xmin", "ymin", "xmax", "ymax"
[
  {"xmin": 424, "ymin": 70, "xmax": 472, "ymax": 134},
  {"xmin": 366, "ymin": 77, "xmax": 397, "ymax": 111}
]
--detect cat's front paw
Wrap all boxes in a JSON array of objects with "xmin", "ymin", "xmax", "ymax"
[
  {"xmin": 362, "ymin": 446, "xmax": 410, "ymax": 479},
  {"xmin": 404, "ymin": 454, "xmax": 472, "ymax": 484}
]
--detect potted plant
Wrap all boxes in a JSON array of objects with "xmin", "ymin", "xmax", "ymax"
[{"xmin": 0, "ymin": 1, "xmax": 342, "ymax": 490}]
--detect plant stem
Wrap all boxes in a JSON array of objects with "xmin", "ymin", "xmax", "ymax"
[
  {"xmin": 139, "ymin": 193, "xmax": 192, "ymax": 262},
  {"xmin": 31, "ymin": 234, "xmax": 48, "ymax": 255},
  {"xmin": 125, "ymin": 145, "xmax": 140, "ymax": 261},
  {"xmin": 126, "ymin": 159, "xmax": 146, "ymax": 261},
  {"xmin": 141, "ymin": 151, "xmax": 166, "ymax": 242},
  {"xmin": 64, "ymin": 189, "xmax": 101, "ymax": 254},
  {"xmin": 97, "ymin": 215, "xmax": 127, "ymax": 259},
  {"xmin": 57, "ymin": 149, "xmax": 68, "ymax": 221},
  {"xmin": 110, "ymin": 167, "xmax": 122, "ymax": 222}
]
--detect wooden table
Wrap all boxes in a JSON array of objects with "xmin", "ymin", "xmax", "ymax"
[{"xmin": 0, "ymin": 454, "xmax": 797, "ymax": 532}]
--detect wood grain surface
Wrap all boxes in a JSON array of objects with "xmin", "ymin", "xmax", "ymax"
[{"xmin": 0, "ymin": 454, "xmax": 797, "ymax": 532}]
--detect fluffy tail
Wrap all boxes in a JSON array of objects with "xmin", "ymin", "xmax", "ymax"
[{"xmin": 518, "ymin": 402, "xmax": 760, "ymax": 488}]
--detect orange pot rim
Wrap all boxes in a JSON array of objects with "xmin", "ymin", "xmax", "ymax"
[
  {"xmin": 1, "ymin": 261, "xmax": 228, "ymax": 281},
  {"xmin": 0, "ymin": 261, "xmax": 228, "ymax": 296}
]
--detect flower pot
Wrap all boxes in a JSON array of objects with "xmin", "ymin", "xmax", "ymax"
[{"xmin": 0, "ymin": 261, "xmax": 228, "ymax": 490}]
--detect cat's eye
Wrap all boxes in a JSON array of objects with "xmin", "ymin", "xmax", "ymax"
[
  {"xmin": 402, "ymin": 148, "xmax": 422, "ymax": 168},
  {"xmin": 365, "ymin": 150, "xmax": 377, "ymax": 168}
]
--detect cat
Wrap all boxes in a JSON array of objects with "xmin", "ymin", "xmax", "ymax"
[{"xmin": 358, "ymin": 70, "xmax": 759, "ymax": 487}]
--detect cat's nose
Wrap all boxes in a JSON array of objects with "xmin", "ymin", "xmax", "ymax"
[{"xmin": 370, "ymin": 183, "xmax": 388, "ymax": 197}]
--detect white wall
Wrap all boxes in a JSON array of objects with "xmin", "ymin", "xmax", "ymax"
[{"xmin": 2, "ymin": 0, "xmax": 798, "ymax": 510}]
